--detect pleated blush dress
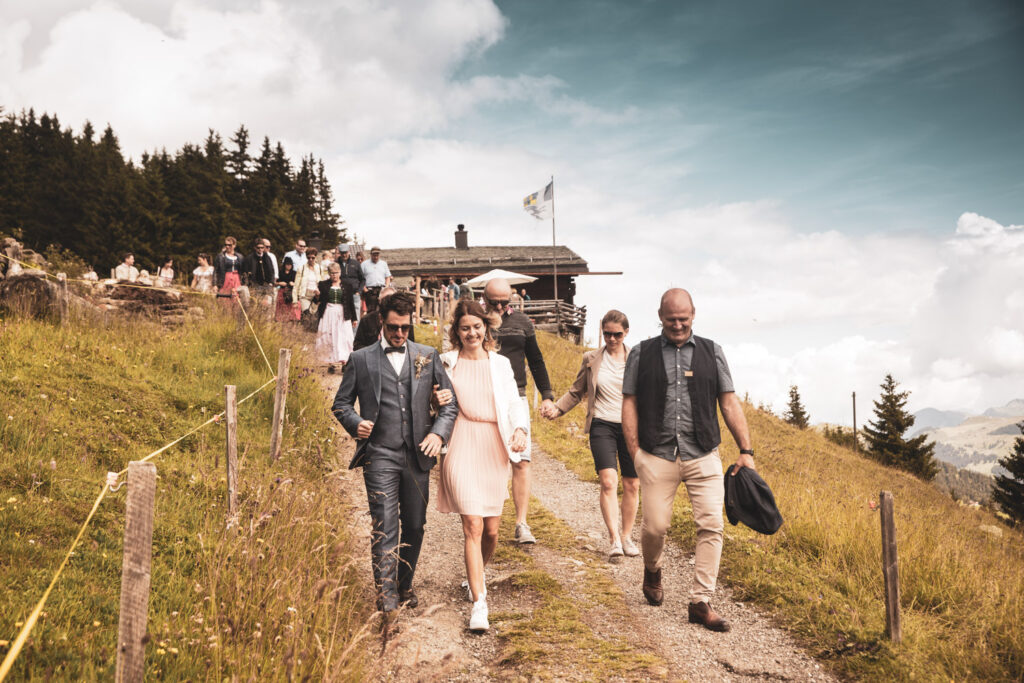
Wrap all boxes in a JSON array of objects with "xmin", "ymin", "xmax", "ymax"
[{"xmin": 437, "ymin": 357, "xmax": 511, "ymax": 517}]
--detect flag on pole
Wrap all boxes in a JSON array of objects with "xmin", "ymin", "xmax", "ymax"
[{"xmin": 522, "ymin": 181, "xmax": 553, "ymax": 220}]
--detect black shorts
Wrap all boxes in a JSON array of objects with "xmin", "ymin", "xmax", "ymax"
[{"xmin": 589, "ymin": 418, "xmax": 637, "ymax": 479}]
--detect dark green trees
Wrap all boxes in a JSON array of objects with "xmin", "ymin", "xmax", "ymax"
[
  {"xmin": 992, "ymin": 423, "xmax": 1024, "ymax": 525},
  {"xmin": 862, "ymin": 374, "xmax": 938, "ymax": 480},
  {"xmin": 783, "ymin": 385, "xmax": 810, "ymax": 429},
  {"xmin": 0, "ymin": 112, "xmax": 344, "ymax": 275}
]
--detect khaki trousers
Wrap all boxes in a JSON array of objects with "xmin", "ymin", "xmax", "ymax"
[{"xmin": 635, "ymin": 448, "xmax": 724, "ymax": 603}]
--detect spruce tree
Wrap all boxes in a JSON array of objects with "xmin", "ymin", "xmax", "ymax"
[
  {"xmin": 862, "ymin": 374, "xmax": 938, "ymax": 480},
  {"xmin": 783, "ymin": 385, "xmax": 810, "ymax": 429},
  {"xmin": 992, "ymin": 422, "xmax": 1024, "ymax": 525}
]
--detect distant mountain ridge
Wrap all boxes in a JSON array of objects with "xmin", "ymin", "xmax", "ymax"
[{"xmin": 913, "ymin": 398, "xmax": 1024, "ymax": 478}]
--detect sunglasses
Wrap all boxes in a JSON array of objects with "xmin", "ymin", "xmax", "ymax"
[
  {"xmin": 603, "ymin": 331, "xmax": 624, "ymax": 339},
  {"xmin": 487, "ymin": 299, "xmax": 510, "ymax": 308},
  {"xmin": 384, "ymin": 323, "xmax": 412, "ymax": 333}
]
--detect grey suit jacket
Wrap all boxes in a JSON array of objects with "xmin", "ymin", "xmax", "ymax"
[{"xmin": 332, "ymin": 341, "xmax": 458, "ymax": 471}]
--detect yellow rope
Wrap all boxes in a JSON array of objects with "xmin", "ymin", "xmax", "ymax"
[
  {"xmin": 236, "ymin": 298, "xmax": 277, "ymax": 378},
  {"xmin": 0, "ymin": 485, "xmax": 109, "ymax": 681}
]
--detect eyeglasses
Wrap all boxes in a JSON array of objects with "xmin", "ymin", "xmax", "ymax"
[
  {"xmin": 603, "ymin": 331, "xmax": 624, "ymax": 339},
  {"xmin": 487, "ymin": 299, "xmax": 510, "ymax": 308},
  {"xmin": 384, "ymin": 323, "xmax": 412, "ymax": 333},
  {"xmin": 297, "ymin": 244, "xmax": 306, "ymax": 248}
]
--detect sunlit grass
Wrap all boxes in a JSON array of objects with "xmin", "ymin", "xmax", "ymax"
[
  {"xmin": 0, "ymin": 306, "xmax": 372, "ymax": 679},
  {"xmin": 528, "ymin": 331, "xmax": 1024, "ymax": 682}
]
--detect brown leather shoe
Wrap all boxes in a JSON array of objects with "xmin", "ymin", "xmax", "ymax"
[
  {"xmin": 688, "ymin": 601, "xmax": 730, "ymax": 632},
  {"xmin": 642, "ymin": 568, "xmax": 663, "ymax": 606}
]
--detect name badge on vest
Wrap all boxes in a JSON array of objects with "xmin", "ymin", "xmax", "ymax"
[{"xmin": 684, "ymin": 370, "xmax": 694, "ymax": 377}]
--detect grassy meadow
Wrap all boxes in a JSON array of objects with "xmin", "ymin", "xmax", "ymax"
[
  {"xmin": 0, "ymin": 306, "xmax": 372, "ymax": 680},
  {"xmin": 529, "ymin": 331, "xmax": 1024, "ymax": 682}
]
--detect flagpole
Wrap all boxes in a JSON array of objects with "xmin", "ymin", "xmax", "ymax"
[{"xmin": 550, "ymin": 175, "xmax": 560, "ymax": 332}]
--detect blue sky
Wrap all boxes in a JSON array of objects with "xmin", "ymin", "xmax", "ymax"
[{"xmin": 2, "ymin": 0, "xmax": 1021, "ymax": 423}]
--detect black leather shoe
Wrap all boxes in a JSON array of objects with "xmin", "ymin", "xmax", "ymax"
[
  {"xmin": 688, "ymin": 601, "xmax": 730, "ymax": 632},
  {"xmin": 642, "ymin": 568, "xmax": 663, "ymax": 606},
  {"xmin": 399, "ymin": 588, "xmax": 419, "ymax": 609}
]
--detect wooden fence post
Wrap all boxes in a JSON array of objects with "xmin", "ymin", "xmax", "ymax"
[
  {"xmin": 115, "ymin": 461, "xmax": 157, "ymax": 683},
  {"xmin": 269, "ymin": 349, "xmax": 291, "ymax": 461},
  {"xmin": 880, "ymin": 490, "xmax": 902, "ymax": 642},
  {"xmin": 414, "ymin": 276, "xmax": 422, "ymax": 324},
  {"xmin": 58, "ymin": 274, "xmax": 69, "ymax": 325},
  {"xmin": 225, "ymin": 385, "xmax": 238, "ymax": 520}
]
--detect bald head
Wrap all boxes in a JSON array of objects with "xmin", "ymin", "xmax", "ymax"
[
  {"xmin": 484, "ymin": 278, "xmax": 512, "ymax": 299},
  {"xmin": 659, "ymin": 288, "xmax": 695, "ymax": 346},
  {"xmin": 659, "ymin": 288, "xmax": 694, "ymax": 315}
]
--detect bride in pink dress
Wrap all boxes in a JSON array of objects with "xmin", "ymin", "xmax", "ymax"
[{"xmin": 437, "ymin": 300, "xmax": 528, "ymax": 632}]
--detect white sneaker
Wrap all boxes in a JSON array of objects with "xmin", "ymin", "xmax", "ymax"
[
  {"xmin": 462, "ymin": 580, "xmax": 486, "ymax": 603},
  {"xmin": 515, "ymin": 522, "xmax": 536, "ymax": 544},
  {"xmin": 469, "ymin": 598, "xmax": 489, "ymax": 631},
  {"xmin": 609, "ymin": 539, "xmax": 624, "ymax": 560},
  {"xmin": 622, "ymin": 537, "xmax": 640, "ymax": 557}
]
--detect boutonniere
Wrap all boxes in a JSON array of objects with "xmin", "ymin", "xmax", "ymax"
[{"xmin": 414, "ymin": 353, "xmax": 431, "ymax": 379}]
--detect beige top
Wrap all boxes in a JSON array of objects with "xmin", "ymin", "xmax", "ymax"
[
  {"xmin": 592, "ymin": 350, "xmax": 625, "ymax": 423},
  {"xmin": 553, "ymin": 344, "xmax": 631, "ymax": 433}
]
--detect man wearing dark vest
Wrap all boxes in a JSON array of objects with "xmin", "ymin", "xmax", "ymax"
[
  {"xmin": 332, "ymin": 292, "xmax": 458, "ymax": 617},
  {"xmin": 622, "ymin": 288, "xmax": 754, "ymax": 632}
]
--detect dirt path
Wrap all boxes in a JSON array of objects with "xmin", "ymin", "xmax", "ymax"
[{"xmin": 321, "ymin": 371, "xmax": 835, "ymax": 681}]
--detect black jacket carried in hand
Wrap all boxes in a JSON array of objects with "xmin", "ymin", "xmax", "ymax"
[
  {"xmin": 314, "ymin": 279, "xmax": 357, "ymax": 322},
  {"xmin": 725, "ymin": 466, "xmax": 783, "ymax": 535}
]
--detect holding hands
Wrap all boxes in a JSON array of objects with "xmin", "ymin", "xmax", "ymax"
[
  {"xmin": 539, "ymin": 399, "xmax": 561, "ymax": 420},
  {"xmin": 508, "ymin": 427, "xmax": 528, "ymax": 453}
]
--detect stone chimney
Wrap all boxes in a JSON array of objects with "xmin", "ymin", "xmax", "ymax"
[{"xmin": 455, "ymin": 223, "xmax": 469, "ymax": 250}]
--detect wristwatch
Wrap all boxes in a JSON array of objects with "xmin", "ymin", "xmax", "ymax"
[{"xmin": 739, "ymin": 448, "xmax": 754, "ymax": 456}]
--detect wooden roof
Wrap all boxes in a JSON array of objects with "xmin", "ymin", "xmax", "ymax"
[{"xmin": 379, "ymin": 245, "xmax": 589, "ymax": 277}]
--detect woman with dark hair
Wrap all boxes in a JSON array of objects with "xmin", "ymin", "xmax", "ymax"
[
  {"xmin": 214, "ymin": 236, "xmax": 243, "ymax": 306},
  {"xmin": 314, "ymin": 262, "xmax": 357, "ymax": 371},
  {"xmin": 156, "ymin": 257, "xmax": 175, "ymax": 287},
  {"xmin": 438, "ymin": 300, "xmax": 528, "ymax": 632},
  {"xmin": 191, "ymin": 253, "xmax": 214, "ymax": 293},
  {"xmin": 543, "ymin": 309, "xmax": 638, "ymax": 561},
  {"xmin": 274, "ymin": 257, "xmax": 300, "ymax": 322}
]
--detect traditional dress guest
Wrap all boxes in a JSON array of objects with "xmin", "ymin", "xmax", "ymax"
[
  {"xmin": 190, "ymin": 253, "xmax": 214, "ymax": 293},
  {"xmin": 543, "ymin": 310, "xmax": 638, "ymax": 560},
  {"xmin": 155, "ymin": 257, "xmax": 175, "ymax": 287},
  {"xmin": 315, "ymin": 263, "xmax": 357, "ymax": 371},
  {"xmin": 274, "ymin": 257, "xmax": 301, "ymax": 322},
  {"xmin": 438, "ymin": 300, "xmax": 528, "ymax": 632},
  {"xmin": 214, "ymin": 237, "xmax": 243, "ymax": 306}
]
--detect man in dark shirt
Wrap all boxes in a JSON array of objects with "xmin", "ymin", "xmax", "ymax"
[
  {"xmin": 243, "ymin": 239, "xmax": 275, "ymax": 305},
  {"xmin": 484, "ymin": 278, "xmax": 555, "ymax": 544},
  {"xmin": 353, "ymin": 287, "xmax": 416, "ymax": 351},
  {"xmin": 621, "ymin": 288, "xmax": 754, "ymax": 632},
  {"xmin": 338, "ymin": 245, "xmax": 366, "ymax": 321}
]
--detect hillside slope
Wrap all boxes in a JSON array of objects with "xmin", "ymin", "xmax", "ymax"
[
  {"xmin": 0, "ymin": 311, "xmax": 372, "ymax": 679},
  {"xmin": 530, "ymin": 331, "xmax": 1024, "ymax": 682}
]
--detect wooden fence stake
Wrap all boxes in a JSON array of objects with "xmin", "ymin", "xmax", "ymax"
[
  {"xmin": 58, "ymin": 274, "xmax": 69, "ymax": 325},
  {"xmin": 115, "ymin": 461, "xmax": 157, "ymax": 683},
  {"xmin": 880, "ymin": 490, "xmax": 902, "ymax": 642},
  {"xmin": 269, "ymin": 349, "xmax": 291, "ymax": 461},
  {"xmin": 225, "ymin": 385, "xmax": 238, "ymax": 520}
]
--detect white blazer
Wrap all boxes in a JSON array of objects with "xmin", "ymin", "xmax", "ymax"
[{"xmin": 440, "ymin": 350, "xmax": 530, "ymax": 462}]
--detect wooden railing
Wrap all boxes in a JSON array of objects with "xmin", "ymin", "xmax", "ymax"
[{"xmin": 415, "ymin": 288, "xmax": 586, "ymax": 344}]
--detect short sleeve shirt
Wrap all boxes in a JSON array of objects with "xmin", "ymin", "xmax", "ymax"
[
  {"xmin": 361, "ymin": 259, "xmax": 391, "ymax": 287},
  {"xmin": 622, "ymin": 334, "xmax": 735, "ymax": 461}
]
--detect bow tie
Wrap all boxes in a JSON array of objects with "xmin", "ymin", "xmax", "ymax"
[{"xmin": 385, "ymin": 346, "xmax": 405, "ymax": 354}]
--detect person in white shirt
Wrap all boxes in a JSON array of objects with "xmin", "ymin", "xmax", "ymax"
[
  {"xmin": 114, "ymin": 253, "xmax": 140, "ymax": 282},
  {"xmin": 360, "ymin": 246, "xmax": 392, "ymax": 313},
  {"xmin": 293, "ymin": 247, "xmax": 324, "ymax": 315},
  {"xmin": 262, "ymin": 238, "xmax": 279, "ymax": 281},
  {"xmin": 282, "ymin": 239, "xmax": 307, "ymax": 272}
]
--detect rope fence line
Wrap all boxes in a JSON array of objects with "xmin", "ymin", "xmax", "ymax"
[{"xmin": 0, "ymin": 289, "xmax": 283, "ymax": 681}]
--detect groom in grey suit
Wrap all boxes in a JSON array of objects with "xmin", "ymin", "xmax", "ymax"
[{"xmin": 332, "ymin": 291, "xmax": 457, "ymax": 612}]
